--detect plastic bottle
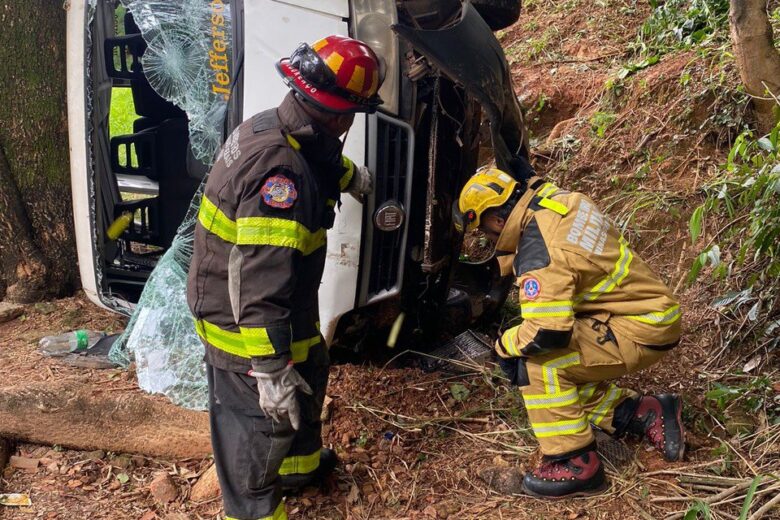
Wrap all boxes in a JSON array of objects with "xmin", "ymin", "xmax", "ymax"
[
  {"xmin": 39, "ymin": 330, "xmax": 106, "ymax": 357},
  {"xmin": 107, "ymin": 212, "xmax": 133, "ymax": 240}
]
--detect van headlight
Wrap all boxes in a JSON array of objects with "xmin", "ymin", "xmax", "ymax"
[{"xmin": 351, "ymin": 0, "xmax": 399, "ymax": 114}]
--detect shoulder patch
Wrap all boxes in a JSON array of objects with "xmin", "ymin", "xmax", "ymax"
[
  {"xmin": 522, "ymin": 276, "xmax": 542, "ymax": 300},
  {"xmin": 514, "ymin": 217, "xmax": 551, "ymax": 275},
  {"xmin": 260, "ymin": 174, "xmax": 298, "ymax": 209}
]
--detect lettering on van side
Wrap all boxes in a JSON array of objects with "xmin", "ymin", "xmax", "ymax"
[{"xmin": 210, "ymin": 0, "xmax": 231, "ymax": 100}]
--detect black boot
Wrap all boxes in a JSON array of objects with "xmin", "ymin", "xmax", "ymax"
[
  {"xmin": 522, "ymin": 448, "xmax": 607, "ymax": 498},
  {"xmin": 616, "ymin": 394, "xmax": 685, "ymax": 461},
  {"xmin": 280, "ymin": 448, "xmax": 339, "ymax": 492}
]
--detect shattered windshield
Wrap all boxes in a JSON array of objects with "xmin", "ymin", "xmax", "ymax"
[
  {"xmin": 120, "ymin": 0, "xmax": 233, "ymax": 162},
  {"xmin": 107, "ymin": 0, "xmax": 236, "ymax": 409}
]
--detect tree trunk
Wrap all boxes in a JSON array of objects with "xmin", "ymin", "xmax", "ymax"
[
  {"xmin": 730, "ymin": 0, "xmax": 780, "ymax": 132},
  {"xmin": 0, "ymin": 381, "xmax": 211, "ymax": 460},
  {"xmin": 0, "ymin": 0, "xmax": 77, "ymax": 302}
]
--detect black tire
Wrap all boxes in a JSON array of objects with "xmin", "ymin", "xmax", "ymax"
[{"xmin": 470, "ymin": 0, "xmax": 521, "ymax": 31}]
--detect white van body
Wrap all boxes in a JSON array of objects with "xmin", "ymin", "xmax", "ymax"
[{"xmin": 68, "ymin": 0, "xmax": 384, "ymax": 342}]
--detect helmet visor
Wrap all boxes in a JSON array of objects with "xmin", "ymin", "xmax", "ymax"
[{"xmin": 288, "ymin": 43, "xmax": 383, "ymax": 110}]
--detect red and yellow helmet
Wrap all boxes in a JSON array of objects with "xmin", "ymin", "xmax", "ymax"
[{"xmin": 276, "ymin": 35, "xmax": 385, "ymax": 114}]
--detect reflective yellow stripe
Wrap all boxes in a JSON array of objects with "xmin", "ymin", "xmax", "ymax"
[
  {"xmin": 195, "ymin": 319, "xmax": 251, "ymax": 358},
  {"xmin": 340, "ymin": 155, "xmax": 355, "ymax": 191},
  {"xmin": 346, "ymin": 65, "xmax": 366, "ymax": 94},
  {"xmin": 198, "ymin": 196, "xmax": 325, "ymax": 255},
  {"xmin": 325, "ymin": 52, "xmax": 344, "ymax": 74},
  {"xmin": 535, "ymin": 183, "xmax": 569, "ymax": 215},
  {"xmin": 286, "ymin": 134, "xmax": 301, "ymax": 151},
  {"xmin": 523, "ymin": 387, "xmax": 580, "ymax": 410},
  {"xmin": 576, "ymin": 236, "xmax": 632, "ymax": 303},
  {"xmin": 197, "ymin": 319, "xmax": 321, "ymax": 361},
  {"xmin": 531, "ymin": 416, "xmax": 589, "ymax": 438},
  {"xmin": 578, "ymin": 383, "xmax": 598, "ymax": 403},
  {"xmin": 239, "ymin": 326, "xmax": 276, "ymax": 357},
  {"xmin": 278, "ymin": 450, "xmax": 321, "ymax": 476},
  {"xmin": 521, "ymin": 300, "xmax": 575, "ymax": 319},
  {"xmin": 226, "ymin": 501, "xmax": 287, "ymax": 520},
  {"xmin": 312, "ymin": 38, "xmax": 329, "ymax": 52},
  {"xmin": 626, "ymin": 304, "xmax": 682, "ymax": 325},
  {"xmin": 541, "ymin": 352, "xmax": 580, "ymax": 394},
  {"xmin": 237, "ymin": 217, "xmax": 326, "ymax": 255},
  {"xmin": 290, "ymin": 335, "xmax": 320, "ymax": 363},
  {"xmin": 538, "ymin": 183, "xmax": 557, "ymax": 198},
  {"xmin": 587, "ymin": 385, "xmax": 622, "ymax": 426},
  {"xmin": 537, "ymin": 197, "xmax": 570, "ymax": 216},
  {"xmin": 198, "ymin": 196, "xmax": 237, "ymax": 243},
  {"xmin": 500, "ymin": 328, "xmax": 522, "ymax": 357}
]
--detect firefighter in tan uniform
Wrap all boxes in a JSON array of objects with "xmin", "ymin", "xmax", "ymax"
[
  {"xmin": 456, "ymin": 168, "xmax": 686, "ymax": 498},
  {"xmin": 187, "ymin": 36, "xmax": 384, "ymax": 520}
]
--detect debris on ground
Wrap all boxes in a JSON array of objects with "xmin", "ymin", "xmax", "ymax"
[
  {"xmin": 0, "ymin": 302, "xmax": 24, "ymax": 324},
  {"xmin": 0, "ymin": 493, "xmax": 32, "ymax": 507},
  {"xmin": 190, "ymin": 464, "xmax": 221, "ymax": 502}
]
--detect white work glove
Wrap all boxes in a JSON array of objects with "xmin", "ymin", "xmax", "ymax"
[
  {"xmin": 248, "ymin": 361, "xmax": 313, "ymax": 430},
  {"xmin": 347, "ymin": 165, "xmax": 373, "ymax": 203}
]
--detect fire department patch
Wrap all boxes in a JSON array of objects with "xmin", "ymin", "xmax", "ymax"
[
  {"xmin": 261, "ymin": 175, "xmax": 297, "ymax": 209},
  {"xmin": 522, "ymin": 276, "xmax": 541, "ymax": 300}
]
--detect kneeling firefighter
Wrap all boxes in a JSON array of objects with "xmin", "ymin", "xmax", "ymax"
[
  {"xmin": 455, "ymin": 167, "xmax": 686, "ymax": 498},
  {"xmin": 188, "ymin": 36, "xmax": 384, "ymax": 519}
]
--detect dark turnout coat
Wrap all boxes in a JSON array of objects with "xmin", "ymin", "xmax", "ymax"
[{"xmin": 187, "ymin": 93, "xmax": 355, "ymax": 372}]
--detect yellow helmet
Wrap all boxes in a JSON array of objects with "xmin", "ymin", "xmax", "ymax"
[{"xmin": 456, "ymin": 168, "xmax": 518, "ymax": 232}]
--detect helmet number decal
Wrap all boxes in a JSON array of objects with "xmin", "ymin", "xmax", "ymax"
[
  {"xmin": 522, "ymin": 276, "xmax": 542, "ymax": 301},
  {"xmin": 261, "ymin": 175, "xmax": 298, "ymax": 209}
]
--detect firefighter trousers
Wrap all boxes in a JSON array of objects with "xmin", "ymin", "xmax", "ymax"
[
  {"xmin": 207, "ymin": 343, "xmax": 329, "ymax": 520},
  {"xmin": 519, "ymin": 317, "xmax": 668, "ymax": 458}
]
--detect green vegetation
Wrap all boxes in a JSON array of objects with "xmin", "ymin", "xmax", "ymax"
[
  {"xmin": 689, "ymin": 123, "xmax": 780, "ymax": 293},
  {"xmin": 109, "ymin": 87, "xmax": 138, "ymax": 138},
  {"xmin": 589, "ymin": 111, "xmax": 617, "ymax": 138},
  {"xmin": 635, "ymin": 0, "xmax": 730, "ymax": 57},
  {"xmin": 110, "ymin": 87, "xmax": 139, "ymax": 168}
]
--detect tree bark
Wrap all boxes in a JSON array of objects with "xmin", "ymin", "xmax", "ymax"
[
  {"xmin": 0, "ymin": 381, "xmax": 211, "ymax": 460},
  {"xmin": 729, "ymin": 0, "xmax": 780, "ymax": 132},
  {"xmin": 0, "ymin": 0, "xmax": 77, "ymax": 302}
]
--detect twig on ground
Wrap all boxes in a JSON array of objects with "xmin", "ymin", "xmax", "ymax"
[{"xmin": 747, "ymin": 489, "xmax": 780, "ymax": 520}]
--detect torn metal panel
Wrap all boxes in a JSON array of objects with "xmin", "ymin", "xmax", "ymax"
[{"xmin": 392, "ymin": 2, "xmax": 528, "ymax": 172}]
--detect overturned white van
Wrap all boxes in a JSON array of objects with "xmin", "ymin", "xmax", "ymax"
[{"xmin": 67, "ymin": 0, "xmax": 528, "ymax": 358}]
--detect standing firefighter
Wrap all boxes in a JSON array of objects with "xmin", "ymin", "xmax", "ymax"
[
  {"xmin": 455, "ymin": 168, "xmax": 685, "ymax": 498},
  {"xmin": 187, "ymin": 36, "xmax": 384, "ymax": 520}
]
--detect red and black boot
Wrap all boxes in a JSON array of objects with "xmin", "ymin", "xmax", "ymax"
[
  {"xmin": 522, "ymin": 446, "xmax": 607, "ymax": 498},
  {"xmin": 616, "ymin": 394, "xmax": 686, "ymax": 461}
]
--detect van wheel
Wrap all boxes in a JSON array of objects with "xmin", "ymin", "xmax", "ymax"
[{"xmin": 470, "ymin": 0, "xmax": 522, "ymax": 31}]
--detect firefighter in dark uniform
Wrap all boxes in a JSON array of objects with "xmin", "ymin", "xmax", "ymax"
[
  {"xmin": 187, "ymin": 36, "xmax": 384, "ymax": 520},
  {"xmin": 455, "ymin": 167, "xmax": 686, "ymax": 498}
]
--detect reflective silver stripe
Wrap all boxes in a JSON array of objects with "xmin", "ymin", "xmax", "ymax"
[
  {"xmin": 524, "ymin": 388, "xmax": 580, "ymax": 410},
  {"xmin": 531, "ymin": 416, "xmax": 589, "ymax": 438},
  {"xmin": 542, "ymin": 352, "xmax": 580, "ymax": 394},
  {"xmin": 521, "ymin": 301, "xmax": 575, "ymax": 319},
  {"xmin": 578, "ymin": 383, "xmax": 598, "ymax": 403},
  {"xmin": 587, "ymin": 385, "xmax": 622, "ymax": 426},
  {"xmin": 627, "ymin": 304, "xmax": 682, "ymax": 325},
  {"xmin": 577, "ymin": 236, "xmax": 633, "ymax": 303}
]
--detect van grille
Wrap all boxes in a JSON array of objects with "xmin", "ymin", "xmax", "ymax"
[{"xmin": 363, "ymin": 114, "xmax": 414, "ymax": 302}]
